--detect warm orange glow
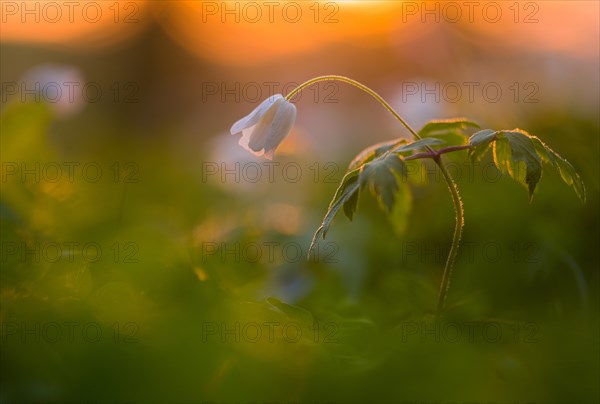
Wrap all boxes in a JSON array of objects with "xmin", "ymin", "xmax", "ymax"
[
  {"xmin": 153, "ymin": 1, "xmax": 405, "ymax": 66},
  {"xmin": 466, "ymin": 2, "xmax": 598, "ymax": 58},
  {"xmin": 2, "ymin": 1, "xmax": 596, "ymax": 61},
  {"xmin": 0, "ymin": 0, "xmax": 148, "ymax": 49}
]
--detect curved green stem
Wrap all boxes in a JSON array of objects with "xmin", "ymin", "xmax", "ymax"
[
  {"xmin": 435, "ymin": 157, "xmax": 464, "ymax": 318},
  {"xmin": 285, "ymin": 75, "xmax": 424, "ymax": 142}
]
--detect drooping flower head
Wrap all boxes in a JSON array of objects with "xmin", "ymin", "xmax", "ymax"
[{"xmin": 230, "ymin": 94, "xmax": 296, "ymax": 159}]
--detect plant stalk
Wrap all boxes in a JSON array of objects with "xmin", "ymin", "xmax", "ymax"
[
  {"xmin": 434, "ymin": 156, "xmax": 464, "ymax": 318},
  {"xmin": 404, "ymin": 145, "xmax": 471, "ymax": 162}
]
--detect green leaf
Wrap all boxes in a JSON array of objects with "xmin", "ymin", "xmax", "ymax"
[
  {"xmin": 468, "ymin": 129, "xmax": 497, "ymax": 162},
  {"xmin": 359, "ymin": 154, "xmax": 407, "ymax": 213},
  {"xmin": 426, "ymin": 131, "xmax": 468, "ymax": 147},
  {"xmin": 469, "ymin": 128, "xmax": 584, "ymax": 202},
  {"xmin": 493, "ymin": 130, "xmax": 542, "ymax": 201},
  {"xmin": 417, "ymin": 118, "xmax": 479, "ymax": 149},
  {"xmin": 389, "ymin": 180, "xmax": 413, "ymax": 235},
  {"xmin": 529, "ymin": 136, "xmax": 586, "ymax": 203},
  {"xmin": 393, "ymin": 137, "xmax": 445, "ymax": 154},
  {"xmin": 308, "ymin": 169, "xmax": 361, "ymax": 258},
  {"xmin": 469, "ymin": 129, "xmax": 497, "ymax": 147},
  {"xmin": 469, "ymin": 143, "xmax": 492, "ymax": 163},
  {"xmin": 329, "ymin": 168, "xmax": 361, "ymax": 210},
  {"xmin": 309, "ymin": 152, "xmax": 413, "ymax": 258},
  {"xmin": 492, "ymin": 136, "xmax": 511, "ymax": 173},
  {"xmin": 348, "ymin": 138, "xmax": 406, "ymax": 171},
  {"xmin": 343, "ymin": 188, "xmax": 360, "ymax": 220},
  {"xmin": 418, "ymin": 118, "xmax": 480, "ymax": 137}
]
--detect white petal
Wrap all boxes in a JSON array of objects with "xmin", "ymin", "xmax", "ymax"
[
  {"xmin": 247, "ymin": 97, "xmax": 285, "ymax": 152},
  {"xmin": 237, "ymin": 125, "xmax": 254, "ymax": 149},
  {"xmin": 237, "ymin": 125, "xmax": 263, "ymax": 157},
  {"xmin": 263, "ymin": 149, "xmax": 275, "ymax": 160},
  {"xmin": 263, "ymin": 100, "xmax": 297, "ymax": 155},
  {"xmin": 230, "ymin": 94, "xmax": 284, "ymax": 135}
]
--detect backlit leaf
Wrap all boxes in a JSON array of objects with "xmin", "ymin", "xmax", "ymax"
[
  {"xmin": 418, "ymin": 118, "xmax": 480, "ymax": 137},
  {"xmin": 468, "ymin": 129, "xmax": 497, "ymax": 162},
  {"xmin": 359, "ymin": 154, "xmax": 407, "ymax": 213},
  {"xmin": 493, "ymin": 130, "xmax": 542, "ymax": 201},
  {"xmin": 348, "ymin": 138, "xmax": 406, "ymax": 171},
  {"xmin": 309, "ymin": 169, "xmax": 361, "ymax": 258},
  {"xmin": 389, "ymin": 180, "xmax": 413, "ymax": 235},
  {"xmin": 393, "ymin": 138, "xmax": 445, "ymax": 154},
  {"xmin": 529, "ymin": 136, "xmax": 586, "ymax": 202}
]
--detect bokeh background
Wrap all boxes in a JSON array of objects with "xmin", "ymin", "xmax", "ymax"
[{"xmin": 1, "ymin": 1, "xmax": 599, "ymax": 402}]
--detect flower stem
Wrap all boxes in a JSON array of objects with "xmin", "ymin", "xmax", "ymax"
[
  {"xmin": 285, "ymin": 75, "xmax": 424, "ymax": 142},
  {"xmin": 434, "ymin": 157, "xmax": 464, "ymax": 318}
]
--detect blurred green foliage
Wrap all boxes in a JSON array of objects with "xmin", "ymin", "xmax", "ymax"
[{"xmin": 1, "ymin": 97, "xmax": 598, "ymax": 403}]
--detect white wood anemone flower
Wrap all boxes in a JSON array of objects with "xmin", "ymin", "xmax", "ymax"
[{"xmin": 230, "ymin": 94, "xmax": 297, "ymax": 160}]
